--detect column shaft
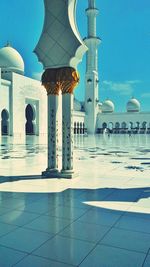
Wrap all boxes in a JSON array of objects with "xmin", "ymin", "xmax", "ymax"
[
  {"xmin": 59, "ymin": 67, "xmax": 79, "ymax": 178},
  {"xmin": 41, "ymin": 68, "xmax": 60, "ymax": 178},
  {"xmin": 62, "ymin": 94, "xmax": 74, "ymax": 173},
  {"xmin": 47, "ymin": 95, "xmax": 59, "ymax": 171},
  {"xmin": 42, "ymin": 67, "xmax": 78, "ymax": 178}
]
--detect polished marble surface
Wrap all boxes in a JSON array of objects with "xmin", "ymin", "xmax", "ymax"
[{"xmin": 0, "ymin": 134, "xmax": 150, "ymax": 266}]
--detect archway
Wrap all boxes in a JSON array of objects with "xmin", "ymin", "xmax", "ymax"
[
  {"xmin": 102, "ymin": 122, "xmax": 107, "ymax": 129},
  {"xmin": 142, "ymin": 121, "xmax": 147, "ymax": 129},
  {"xmin": 121, "ymin": 122, "xmax": 127, "ymax": 129},
  {"xmin": 1, "ymin": 109, "xmax": 9, "ymax": 135},
  {"xmin": 80, "ymin": 122, "xmax": 83, "ymax": 134},
  {"xmin": 115, "ymin": 122, "xmax": 120, "ymax": 133},
  {"xmin": 77, "ymin": 122, "xmax": 80, "ymax": 134},
  {"xmin": 115, "ymin": 122, "xmax": 120, "ymax": 129},
  {"xmin": 108, "ymin": 122, "xmax": 113, "ymax": 130},
  {"xmin": 25, "ymin": 104, "xmax": 36, "ymax": 135},
  {"xmin": 129, "ymin": 122, "xmax": 133, "ymax": 130},
  {"xmin": 136, "ymin": 122, "xmax": 140, "ymax": 129},
  {"xmin": 142, "ymin": 121, "xmax": 147, "ymax": 133},
  {"xmin": 74, "ymin": 122, "xmax": 77, "ymax": 134},
  {"xmin": 83, "ymin": 123, "xmax": 85, "ymax": 134}
]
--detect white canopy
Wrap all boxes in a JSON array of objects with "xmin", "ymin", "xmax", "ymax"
[{"xmin": 34, "ymin": 0, "xmax": 87, "ymax": 69}]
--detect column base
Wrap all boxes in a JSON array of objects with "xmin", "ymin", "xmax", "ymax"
[
  {"xmin": 60, "ymin": 170, "xmax": 78, "ymax": 179},
  {"xmin": 42, "ymin": 169, "xmax": 78, "ymax": 179},
  {"xmin": 42, "ymin": 168, "xmax": 60, "ymax": 178}
]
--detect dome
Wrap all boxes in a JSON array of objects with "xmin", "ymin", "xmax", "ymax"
[
  {"xmin": 126, "ymin": 98, "xmax": 140, "ymax": 112},
  {"xmin": 74, "ymin": 98, "xmax": 82, "ymax": 111},
  {"xmin": 102, "ymin": 99, "xmax": 115, "ymax": 113},
  {"xmin": 0, "ymin": 44, "xmax": 24, "ymax": 75}
]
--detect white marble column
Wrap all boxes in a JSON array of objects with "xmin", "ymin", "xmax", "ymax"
[
  {"xmin": 61, "ymin": 93, "xmax": 74, "ymax": 178},
  {"xmin": 42, "ymin": 67, "xmax": 78, "ymax": 179},
  {"xmin": 44, "ymin": 95, "xmax": 59, "ymax": 176},
  {"xmin": 60, "ymin": 67, "xmax": 79, "ymax": 179},
  {"xmin": 42, "ymin": 95, "xmax": 59, "ymax": 176},
  {"xmin": 41, "ymin": 72, "xmax": 60, "ymax": 178}
]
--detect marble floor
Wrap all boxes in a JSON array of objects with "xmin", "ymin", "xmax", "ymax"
[{"xmin": 0, "ymin": 134, "xmax": 150, "ymax": 267}]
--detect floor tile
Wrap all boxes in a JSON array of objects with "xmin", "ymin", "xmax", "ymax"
[
  {"xmin": 115, "ymin": 215, "xmax": 150, "ymax": 233},
  {"xmin": 25, "ymin": 215, "xmax": 71, "ymax": 234},
  {"xmin": 33, "ymin": 235, "xmax": 94, "ymax": 266},
  {"xmin": 59, "ymin": 188, "xmax": 86, "ymax": 199},
  {"xmin": 0, "ymin": 207, "xmax": 11, "ymax": 216},
  {"xmin": 14, "ymin": 254, "xmax": 72, "ymax": 267},
  {"xmin": 75, "ymin": 188, "xmax": 115, "ymax": 202},
  {"xmin": 79, "ymin": 244, "xmax": 146, "ymax": 267},
  {"xmin": 58, "ymin": 197, "xmax": 91, "ymax": 209},
  {"xmin": 100, "ymin": 227, "xmax": 150, "ymax": 253},
  {"xmin": 17, "ymin": 200, "xmax": 57, "ymax": 214},
  {"xmin": 0, "ymin": 192, "xmax": 16, "ymax": 199},
  {"xmin": 125, "ymin": 206, "xmax": 150, "ymax": 220},
  {"xmin": 133, "ymin": 198, "xmax": 150, "ymax": 209},
  {"xmin": 0, "ymin": 210, "xmax": 40, "ymax": 226},
  {"xmin": 143, "ymin": 254, "xmax": 150, "ymax": 267},
  {"xmin": 89, "ymin": 205, "xmax": 126, "ymax": 214},
  {"xmin": 104, "ymin": 188, "xmax": 142, "ymax": 202},
  {"xmin": 0, "ymin": 198, "xmax": 25, "ymax": 209},
  {"xmin": 0, "ymin": 245, "xmax": 27, "ymax": 267},
  {"xmin": 46, "ymin": 206, "xmax": 87, "ymax": 220},
  {"xmin": 0, "ymin": 136, "xmax": 150, "ymax": 267},
  {"xmin": 60, "ymin": 221, "xmax": 110, "ymax": 243},
  {"xmin": 11, "ymin": 192, "xmax": 44, "ymax": 201},
  {"xmin": 0, "ymin": 227, "xmax": 53, "ymax": 253},
  {"xmin": 78, "ymin": 209, "xmax": 122, "ymax": 226},
  {"xmin": 0, "ymin": 222, "xmax": 18, "ymax": 237}
]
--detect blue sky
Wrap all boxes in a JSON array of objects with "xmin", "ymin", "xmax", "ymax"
[{"xmin": 0, "ymin": 0, "xmax": 150, "ymax": 112}]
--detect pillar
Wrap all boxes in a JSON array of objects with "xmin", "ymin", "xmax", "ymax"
[
  {"xmin": 41, "ymin": 69, "xmax": 60, "ymax": 177},
  {"xmin": 60, "ymin": 68, "xmax": 79, "ymax": 178},
  {"xmin": 41, "ymin": 67, "xmax": 79, "ymax": 179}
]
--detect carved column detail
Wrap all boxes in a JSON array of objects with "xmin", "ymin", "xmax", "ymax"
[
  {"xmin": 41, "ymin": 67, "xmax": 79, "ymax": 178},
  {"xmin": 60, "ymin": 68, "xmax": 79, "ymax": 178},
  {"xmin": 41, "ymin": 69, "xmax": 60, "ymax": 176}
]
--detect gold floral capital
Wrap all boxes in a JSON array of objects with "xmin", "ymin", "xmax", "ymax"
[
  {"xmin": 42, "ymin": 69, "xmax": 60, "ymax": 95},
  {"xmin": 41, "ymin": 67, "xmax": 79, "ymax": 95},
  {"xmin": 43, "ymin": 81, "xmax": 60, "ymax": 95},
  {"xmin": 59, "ymin": 68, "xmax": 79, "ymax": 94}
]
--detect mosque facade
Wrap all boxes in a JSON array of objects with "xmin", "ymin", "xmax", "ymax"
[
  {"xmin": 0, "ymin": 44, "xmax": 85, "ymax": 137},
  {"xmin": 0, "ymin": 44, "xmax": 47, "ymax": 137},
  {"xmin": 0, "ymin": 0, "xmax": 150, "ymax": 138}
]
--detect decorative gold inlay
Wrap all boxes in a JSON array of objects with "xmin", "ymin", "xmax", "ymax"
[
  {"xmin": 43, "ymin": 82, "xmax": 60, "ymax": 95},
  {"xmin": 42, "ymin": 67, "xmax": 79, "ymax": 95},
  {"xmin": 60, "ymin": 70, "xmax": 79, "ymax": 94}
]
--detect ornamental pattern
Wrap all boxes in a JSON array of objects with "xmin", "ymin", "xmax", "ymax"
[
  {"xmin": 42, "ymin": 67, "xmax": 79, "ymax": 95},
  {"xmin": 42, "ymin": 67, "xmax": 78, "ymax": 175},
  {"xmin": 48, "ymin": 107, "xmax": 58, "ymax": 169},
  {"xmin": 62, "ymin": 107, "xmax": 74, "ymax": 171}
]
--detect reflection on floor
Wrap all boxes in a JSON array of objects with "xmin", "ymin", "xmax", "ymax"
[{"xmin": 0, "ymin": 135, "xmax": 150, "ymax": 267}]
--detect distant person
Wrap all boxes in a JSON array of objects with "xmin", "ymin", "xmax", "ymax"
[{"xmin": 103, "ymin": 128, "xmax": 107, "ymax": 135}]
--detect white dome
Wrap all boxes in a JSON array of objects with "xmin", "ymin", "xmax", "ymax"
[
  {"xmin": 126, "ymin": 98, "xmax": 140, "ymax": 112},
  {"xmin": 0, "ymin": 44, "xmax": 24, "ymax": 75},
  {"xmin": 102, "ymin": 99, "xmax": 115, "ymax": 113}
]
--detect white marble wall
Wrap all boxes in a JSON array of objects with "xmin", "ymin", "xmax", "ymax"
[
  {"xmin": 97, "ymin": 112, "xmax": 150, "ymax": 129},
  {"xmin": 0, "ymin": 75, "xmax": 11, "ymax": 135},
  {"xmin": 0, "ymin": 70, "xmax": 86, "ymax": 138},
  {"xmin": 12, "ymin": 72, "xmax": 47, "ymax": 137}
]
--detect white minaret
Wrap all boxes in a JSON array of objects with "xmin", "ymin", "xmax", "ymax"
[{"xmin": 84, "ymin": 0, "xmax": 101, "ymax": 134}]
